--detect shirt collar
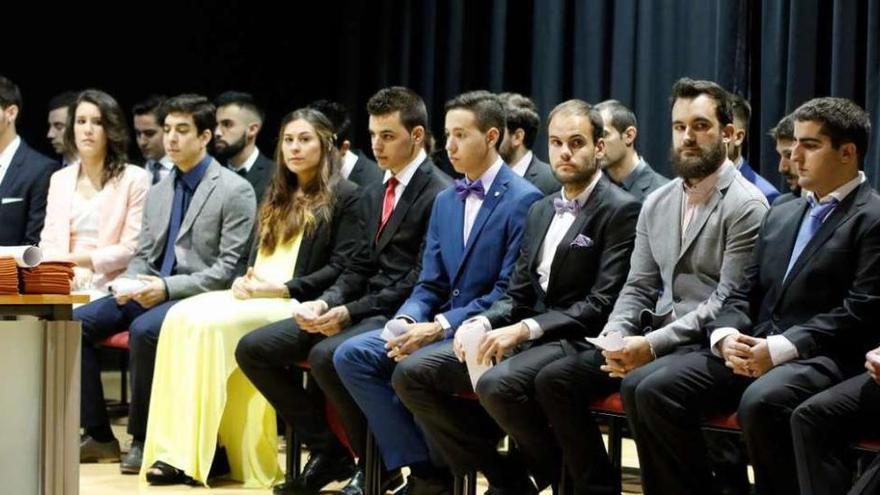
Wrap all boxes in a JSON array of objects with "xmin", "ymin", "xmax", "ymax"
[
  {"xmin": 341, "ymin": 150, "xmax": 359, "ymax": 179},
  {"xmin": 230, "ymin": 147, "xmax": 259, "ymax": 174},
  {"xmin": 620, "ymin": 157, "xmax": 646, "ymax": 190},
  {"xmin": 0, "ymin": 136, "xmax": 22, "ymax": 170},
  {"xmin": 682, "ymin": 159, "xmax": 731, "ymax": 205},
  {"xmin": 383, "ymin": 149, "xmax": 426, "ymax": 187},
  {"xmin": 510, "ymin": 151, "xmax": 533, "ymax": 177},
  {"xmin": 560, "ymin": 169, "xmax": 602, "ymax": 206},
  {"xmin": 807, "ymin": 171, "xmax": 866, "ymax": 205},
  {"xmin": 472, "ymin": 156, "xmax": 504, "ymax": 192},
  {"xmin": 176, "ymin": 154, "xmax": 213, "ymax": 190}
]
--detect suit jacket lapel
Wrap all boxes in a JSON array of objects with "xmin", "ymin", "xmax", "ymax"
[
  {"xmin": 177, "ymin": 161, "xmax": 219, "ymax": 240},
  {"xmin": 528, "ymin": 199, "xmax": 556, "ymax": 272},
  {"xmin": 377, "ymin": 162, "xmax": 429, "ymax": 251},
  {"xmin": 548, "ymin": 179, "xmax": 606, "ymax": 290},
  {"xmin": 0, "ymin": 143, "xmax": 27, "ymax": 197},
  {"xmin": 452, "ymin": 169, "xmax": 510, "ymax": 284},
  {"xmin": 679, "ymin": 166, "xmax": 737, "ymax": 259}
]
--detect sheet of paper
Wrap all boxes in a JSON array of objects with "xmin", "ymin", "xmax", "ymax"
[
  {"xmin": 381, "ymin": 318, "xmax": 409, "ymax": 342},
  {"xmin": 585, "ymin": 331, "xmax": 626, "ymax": 352},
  {"xmin": 458, "ymin": 321, "xmax": 493, "ymax": 390},
  {"xmin": 107, "ymin": 277, "xmax": 147, "ymax": 296},
  {"xmin": 0, "ymin": 245, "xmax": 42, "ymax": 267}
]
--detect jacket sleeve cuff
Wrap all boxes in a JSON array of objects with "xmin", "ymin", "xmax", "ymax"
[{"xmin": 709, "ymin": 327, "xmax": 740, "ymax": 357}]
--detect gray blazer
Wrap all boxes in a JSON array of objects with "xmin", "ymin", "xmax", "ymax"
[
  {"xmin": 125, "ymin": 158, "xmax": 256, "ymax": 300},
  {"xmin": 612, "ymin": 159, "xmax": 669, "ymax": 203},
  {"xmin": 601, "ymin": 162, "xmax": 768, "ymax": 356}
]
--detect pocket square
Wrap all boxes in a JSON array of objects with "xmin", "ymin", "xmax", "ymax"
[
  {"xmin": 570, "ymin": 234, "xmax": 593, "ymax": 248},
  {"xmin": 1, "ymin": 197, "xmax": 23, "ymax": 205}
]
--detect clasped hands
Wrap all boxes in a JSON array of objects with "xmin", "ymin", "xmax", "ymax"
[
  {"xmin": 232, "ymin": 267, "xmax": 287, "ymax": 300},
  {"xmin": 599, "ymin": 336, "xmax": 655, "ymax": 378},
  {"xmin": 866, "ymin": 346, "xmax": 880, "ymax": 385},
  {"xmin": 719, "ymin": 333, "xmax": 773, "ymax": 378},
  {"xmin": 294, "ymin": 300, "xmax": 351, "ymax": 337},
  {"xmin": 113, "ymin": 275, "xmax": 166, "ymax": 309},
  {"xmin": 453, "ymin": 321, "xmax": 529, "ymax": 365}
]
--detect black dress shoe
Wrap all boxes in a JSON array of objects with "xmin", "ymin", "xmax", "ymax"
[
  {"xmin": 79, "ymin": 435, "xmax": 121, "ymax": 463},
  {"xmin": 398, "ymin": 474, "xmax": 453, "ymax": 495},
  {"xmin": 274, "ymin": 452, "xmax": 356, "ymax": 495},
  {"xmin": 119, "ymin": 440, "xmax": 143, "ymax": 474},
  {"xmin": 339, "ymin": 467, "xmax": 404, "ymax": 495}
]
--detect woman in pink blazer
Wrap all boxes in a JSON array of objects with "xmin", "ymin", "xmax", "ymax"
[{"xmin": 40, "ymin": 90, "xmax": 149, "ymax": 294}]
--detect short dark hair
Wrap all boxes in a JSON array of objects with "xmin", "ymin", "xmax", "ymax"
[
  {"xmin": 594, "ymin": 99, "xmax": 638, "ymax": 134},
  {"xmin": 132, "ymin": 95, "xmax": 167, "ymax": 121},
  {"xmin": 161, "ymin": 94, "xmax": 216, "ymax": 134},
  {"xmin": 547, "ymin": 99, "xmax": 604, "ymax": 145},
  {"xmin": 792, "ymin": 96, "xmax": 872, "ymax": 163},
  {"xmin": 48, "ymin": 91, "xmax": 77, "ymax": 112},
  {"xmin": 366, "ymin": 87, "xmax": 428, "ymax": 133},
  {"xmin": 0, "ymin": 75, "xmax": 23, "ymax": 112},
  {"xmin": 669, "ymin": 78, "xmax": 734, "ymax": 127},
  {"xmin": 214, "ymin": 90, "xmax": 264, "ymax": 123},
  {"xmin": 445, "ymin": 90, "xmax": 506, "ymax": 145},
  {"xmin": 730, "ymin": 93, "xmax": 751, "ymax": 127},
  {"xmin": 64, "ymin": 89, "xmax": 130, "ymax": 185},
  {"xmin": 498, "ymin": 92, "xmax": 540, "ymax": 149},
  {"xmin": 768, "ymin": 114, "xmax": 795, "ymax": 141},
  {"xmin": 309, "ymin": 99, "xmax": 352, "ymax": 142}
]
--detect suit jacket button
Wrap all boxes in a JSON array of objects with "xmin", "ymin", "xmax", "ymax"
[
  {"xmin": 452, "ymin": 289, "xmax": 460, "ymax": 297},
  {"xmin": 673, "ymin": 296, "xmax": 681, "ymax": 303}
]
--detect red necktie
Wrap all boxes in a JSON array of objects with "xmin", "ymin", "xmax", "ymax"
[{"xmin": 377, "ymin": 177, "xmax": 398, "ymax": 240}]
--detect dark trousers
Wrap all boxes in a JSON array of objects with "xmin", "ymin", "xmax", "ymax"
[
  {"xmin": 76, "ymin": 295, "xmax": 178, "ymax": 440},
  {"xmin": 791, "ymin": 373, "xmax": 880, "ymax": 495},
  {"xmin": 235, "ymin": 317, "xmax": 383, "ymax": 457},
  {"xmin": 631, "ymin": 349, "xmax": 842, "ymax": 495}
]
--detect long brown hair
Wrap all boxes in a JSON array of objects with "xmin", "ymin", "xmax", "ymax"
[
  {"xmin": 259, "ymin": 108, "xmax": 340, "ymax": 254},
  {"xmin": 63, "ymin": 89, "xmax": 130, "ymax": 186}
]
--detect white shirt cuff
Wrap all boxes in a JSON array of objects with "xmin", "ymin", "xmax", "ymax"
[
  {"xmin": 709, "ymin": 327, "xmax": 740, "ymax": 357},
  {"xmin": 523, "ymin": 318, "xmax": 544, "ymax": 340},
  {"xmin": 463, "ymin": 316, "xmax": 492, "ymax": 333},
  {"xmin": 434, "ymin": 314, "xmax": 452, "ymax": 338},
  {"xmin": 767, "ymin": 335, "xmax": 799, "ymax": 366}
]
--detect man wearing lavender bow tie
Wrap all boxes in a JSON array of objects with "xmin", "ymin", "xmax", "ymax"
[
  {"xmin": 393, "ymin": 99, "xmax": 641, "ymax": 493},
  {"xmin": 333, "ymin": 91, "xmax": 542, "ymax": 494}
]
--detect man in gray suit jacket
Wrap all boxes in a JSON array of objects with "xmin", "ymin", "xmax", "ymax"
[
  {"xmin": 75, "ymin": 94, "xmax": 256, "ymax": 474},
  {"xmin": 533, "ymin": 79, "xmax": 768, "ymax": 493},
  {"xmin": 595, "ymin": 99, "xmax": 669, "ymax": 202},
  {"xmin": 499, "ymin": 92, "xmax": 560, "ymax": 195}
]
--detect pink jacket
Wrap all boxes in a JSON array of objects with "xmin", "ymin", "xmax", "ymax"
[{"xmin": 39, "ymin": 163, "xmax": 149, "ymax": 284}]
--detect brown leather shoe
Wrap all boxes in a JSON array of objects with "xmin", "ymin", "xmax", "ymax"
[{"xmin": 80, "ymin": 435, "xmax": 121, "ymax": 463}]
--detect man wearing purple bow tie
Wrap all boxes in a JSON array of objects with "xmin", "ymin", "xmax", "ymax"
[
  {"xmin": 333, "ymin": 91, "xmax": 542, "ymax": 494},
  {"xmin": 394, "ymin": 99, "xmax": 641, "ymax": 493}
]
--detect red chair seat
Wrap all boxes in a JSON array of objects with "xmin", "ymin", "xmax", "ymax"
[
  {"xmin": 857, "ymin": 438, "xmax": 880, "ymax": 451},
  {"xmin": 99, "ymin": 331, "xmax": 130, "ymax": 349},
  {"xmin": 707, "ymin": 412, "xmax": 740, "ymax": 430},
  {"xmin": 589, "ymin": 392, "xmax": 624, "ymax": 414}
]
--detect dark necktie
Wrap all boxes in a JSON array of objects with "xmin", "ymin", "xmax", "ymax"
[
  {"xmin": 553, "ymin": 197, "xmax": 581, "ymax": 215},
  {"xmin": 159, "ymin": 179, "xmax": 187, "ymax": 276},
  {"xmin": 376, "ymin": 177, "xmax": 398, "ymax": 240},
  {"xmin": 454, "ymin": 178, "xmax": 485, "ymax": 201},
  {"xmin": 235, "ymin": 167, "xmax": 248, "ymax": 178},
  {"xmin": 150, "ymin": 162, "xmax": 162, "ymax": 185},
  {"xmin": 784, "ymin": 196, "xmax": 839, "ymax": 280}
]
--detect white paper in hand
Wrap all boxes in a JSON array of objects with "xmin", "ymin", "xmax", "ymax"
[
  {"xmin": 381, "ymin": 318, "xmax": 410, "ymax": 342},
  {"xmin": 107, "ymin": 277, "xmax": 147, "ymax": 296},
  {"xmin": 585, "ymin": 331, "xmax": 626, "ymax": 352},
  {"xmin": 458, "ymin": 321, "xmax": 492, "ymax": 390},
  {"xmin": 292, "ymin": 304, "xmax": 317, "ymax": 321}
]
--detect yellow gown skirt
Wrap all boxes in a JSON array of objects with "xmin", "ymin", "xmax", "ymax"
[{"xmin": 141, "ymin": 235, "xmax": 303, "ymax": 487}]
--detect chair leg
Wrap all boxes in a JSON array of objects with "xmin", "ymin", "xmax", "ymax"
[
  {"xmin": 467, "ymin": 470, "xmax": 477, "ymax": 495},
  {"xmin": 119, "ymin": 351, "xmax": 128, "ymax": 406},
  {"xmin": 286, "ymin": 424, "xmax": 303, "ymax": 482},
  {"xmin": 608, "ymin": 417, "xmax": 624, "ymax": 493},
  {"xmin": 365, "ymin": 430, "xmax": 383, "ymax": 495},
  {"xmin": 453, "ymin": 474, "xmax": 466, "ymax": 495}
]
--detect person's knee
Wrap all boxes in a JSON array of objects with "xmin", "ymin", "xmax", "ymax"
[
  {"xmin": 308, "ymin": 339, "xmax": 337, "ymax": 377},
  {"xmin": 476, "ymin": 367, "xmax": 514, "ymax": 412},
  {"xmin": 390, "ymin": 354, "xmax": 427, "ymax": 398},
  {"xmin": 534, "ymin": 362, "xmax": 570, "ymax": 408},
  {"xmin": 738, "ymin": 385, "xmax": 787, "ymax": 435},
  {"xmin": 235, "ymin": 332, "xmax": 260, "ymax": 370}
]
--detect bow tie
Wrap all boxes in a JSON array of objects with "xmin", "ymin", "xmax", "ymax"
[
  {"xmin": 454, "ymin": 178, "xmax": 486, "ymax": 201},
  {"xmin": 553, "ymin": 197, "xmax": 581, "ymax": 215}
]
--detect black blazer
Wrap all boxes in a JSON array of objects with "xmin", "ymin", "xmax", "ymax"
[
  {"xmin": 482, "ymin": 175, "xmax": 640, "ymax": 339},
  {"xmin": 0, "ymin": 139, "xmax": 60, "ymax": 245},
  {"xmin": 320, "ymin": 158, "xmax": 451, "ymax": 322},
  {"xmin": 707, "ymin": 181, "xmax": 880, "ymax": 373},
  {"xmin": 523, "ymin": 155, "xmax": 560, "ymax": 196},
  {"xmin": 347, "ymin": 151, "xmax": 383, "ymax": 187},
  {"xmin": 247, "ymin": 179, "xmax": 363, "ymax": 301},
  {"xmin": 615, "ymin": 160, "xmax": 669, "ymax": 203},
  {"xmin": 244, "ymin": 152, "xmax": 276, "ymax": 204}
]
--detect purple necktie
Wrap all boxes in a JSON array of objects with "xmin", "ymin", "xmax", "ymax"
[{"xmin": 454, "ymin": 178, "xmax": 486, "ymax": 201}]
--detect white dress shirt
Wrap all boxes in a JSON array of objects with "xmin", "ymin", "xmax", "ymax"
[
  {"xmin": 341, "ymin": 150, "xmax": 359, "ymax": 179},
  {"xmin": 710, "ymin": 171, "xmax": 867, "ymax": 365},
  {"xmin": 462, "ymin": 157, "xmax": 504, "ymax": 245},
  {"xmin": 0, "ymin": 136, "xmax": 22, "ymax": 189},
  {"xmin": 229, "ymin": 147, "xmax": 260, "ymax": 175},
  {"xmin": 382, "ymin": 149, "xmax": 426, "ymax": 208},
  {"xmin": 510, "ymin": 151, "xmax": 533, "ymax": 177}
]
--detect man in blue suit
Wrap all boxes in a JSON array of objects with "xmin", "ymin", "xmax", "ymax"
[
  {"xmin": 729, "ymin": 93, "xmax": 780, "ymax": 204},
  {"xmin": 333, "ymin": 90, "xmax": 543, "ymax": 494}
]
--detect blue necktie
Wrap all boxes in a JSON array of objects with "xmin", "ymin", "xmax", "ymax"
[
  {"xmin": 454, "ymin": 178, "xmax": 486, "ymax": 201},
  {"xmin": 159, "ymin": 179, "xmax": 186, "ymax": 276},
  {"xmin": 784, "ymin": 197, "xmax": 839, "ymax": 280},
  {"xmin": 553, "ymin": 197, "xmax": 581, "ymax": 215}
]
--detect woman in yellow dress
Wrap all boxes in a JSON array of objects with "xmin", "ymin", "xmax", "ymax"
[{"xmin": 141, "ymin": 108, "xmax": 363, "ymax": 487}]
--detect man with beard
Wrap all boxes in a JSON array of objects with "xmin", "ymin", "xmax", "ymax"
[
  {"xmin": 393, "ymin": 99, "xmax": 640, "ymax": 494},
  {"xmin": 213, "ymin": 91, "xmax": 274, "ymax": 202},
  {"xmin": 769, "ymin": 114, "xmax": 801, "ymax": 202},
  {"xmin": 531, "ymin": 78, "xmax": 768, "ymax": 494},
  {"xmin": 497, "ymin": 92, "xmax": 559, "ymax": 195}
]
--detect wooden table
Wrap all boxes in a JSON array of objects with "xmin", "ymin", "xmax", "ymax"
[{"xmin": 0, "ymin": 294, "xmax": 89, "ymax": 495}]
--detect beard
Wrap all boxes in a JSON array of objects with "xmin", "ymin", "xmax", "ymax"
[
  {"xmin": 670, "ymin": 137, "xmax": 726, "ymax": 181},
  {"xmin": 213, "ymin": 134, "xmax": 246, "ymax": 161}
]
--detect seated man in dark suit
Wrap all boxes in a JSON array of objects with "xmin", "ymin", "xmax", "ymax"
[
  {"xmin": 133, "ymin": 95, "xmax": 174, "ymax": 185},
  {"xmin": 729, "ymin": 93, "xmax": 780, "ymax": 203},
  {"xmin": 213, "ymin": 91, "xmax": 275, "ymax": 202},
  {"xmin": 594, "ymin": 99, "xmax": 669, "ymax": 202},
  {"xmin": 634, "ymin": 97, "xmax": 880, "ymax": 495},
  {"xmin": 46, "ymin": 91, "xmax": 77, "ymax": 167},
  {"xmin": 309, "ymin": 99, "xmax": 383, "ymax": 187},
  {"xmin": 498, "ymin": 92, "xmax": 560, "ymax": 195},
  {"xmin": 769, "ymin": 113, "xmax": 801, "ymax": 202},
  {"xmin": 792, "ymin": 345, "xmax": 880, "ymax": 495},
  {"xmin": 236, "ymin": 87, "xmax": 450, "ymax": 495},
  {"xmin": 76, "ymin": 94, "xmax": 256, "ymax": 473},
  {"xmin": 333, "ymin": 91, "xmax": 543, "ymax": 494},
  {"xmin": 0, "ymin": 75, "xmax": 60, "ymax": 246},
  {"xmin": 394, "ymin": 99, "xmax": 640, "ymax": 493}
]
